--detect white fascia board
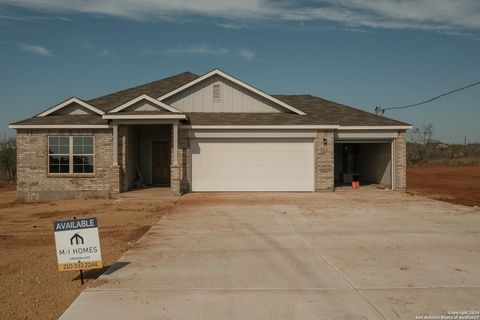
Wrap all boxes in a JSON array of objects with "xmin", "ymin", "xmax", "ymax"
[
  {"xmin": 157, "ymin": 69, "xmax": 307, "ymax": 116},
  {"xmin": 9, "ymin": 124, "xmax": 110, "ymax": 129},
  {"xmin": 103, "ymin": 114, "xmax": 186, "ymax": 120},
  {"xmin": 109, "ymin": 94, "xmax": 182, "ymax": 113},
  {"xmin": 110, "ymin": 119, "xmax": 179, "ymax": 125},
  {"xmin": 184, "ymin": 125, "xmax": 339, "ymax": 130},
  {"xmin": 189, "ymin": 130, "xmax": 317, "ymax": 139},
  {"xmin": 338, "ymin": 126, "xmax": 413, "ymax": 130},
  {"xmin": 37, "ymin": 97, "xmax": 105, "ymax": 117}
]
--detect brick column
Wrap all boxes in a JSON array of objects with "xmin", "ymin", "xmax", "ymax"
[
  {"xmin": 170, "ymin": 165, "xmax": 180, "ymax": 195},
  {"xmin": 395, "ymin": 130, "xmax": 407, "ymax": 192},
  {"xmin": 178, "ymin": 126, "xmax": 191, "ymax": 193},
  {"xmin": 315, "ymin": 130, "xmax": 334, "ymax": 192},
  {"xmin": 110, "ymin": 165, "xmax": 120, "ymax": 198}
]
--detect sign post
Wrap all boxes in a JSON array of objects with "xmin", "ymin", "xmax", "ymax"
[{"xmin": 53, "ymin": 217, "xmax": 103, "ymax": 284}]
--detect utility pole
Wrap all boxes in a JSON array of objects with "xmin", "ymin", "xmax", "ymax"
[{"xmin": 464, "ymin": 136, "xmax": 467, "ymax": 145}]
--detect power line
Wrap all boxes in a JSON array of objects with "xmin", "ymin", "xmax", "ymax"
[{"xmin": 375, "ymin": 80, "xmax": 480, "ymax": 115}]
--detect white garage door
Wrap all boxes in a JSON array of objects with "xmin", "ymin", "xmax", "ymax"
[{"xmin": 191, "ymin": 138, "xmax": 314, "ymax": 191}]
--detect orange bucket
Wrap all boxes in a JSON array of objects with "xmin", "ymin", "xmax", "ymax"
[{"xmin": 352, "ymin": 181, "xmax": 360, "ymax": 189}]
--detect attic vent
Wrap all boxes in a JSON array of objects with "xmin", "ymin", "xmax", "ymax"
[{"xmin": 213, "ymin": 84, "xmax": 221, "ymax": 101}]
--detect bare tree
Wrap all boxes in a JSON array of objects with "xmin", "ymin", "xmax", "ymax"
[
  {"xmin": 0, "ymin": 137, "xmax": 16, "ymax": 183},
  {"xmin": 407, "ymin": 123, "xmax": 434, "ymax": 164}
]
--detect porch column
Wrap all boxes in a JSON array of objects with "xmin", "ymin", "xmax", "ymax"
[
  {"xmin": 173, "ymin": 122, "xmax": 179, "ymax": 166},
  {"xmin": 171, "ymin": 122, "xmax": 180, "ymax": 195},
  {"xmin": 112, "ymin": 124, "xmax": 118, "ymax": 165}
]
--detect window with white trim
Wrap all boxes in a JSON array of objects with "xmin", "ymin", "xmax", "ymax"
[{"xmin": 48, "ymin": 136, "xmax": 94, "ymax": 174}]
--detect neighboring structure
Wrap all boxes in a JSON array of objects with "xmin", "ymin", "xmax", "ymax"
[{"xmin": 10, "ymin": 69, "xmax": 411, "ymax": 201}]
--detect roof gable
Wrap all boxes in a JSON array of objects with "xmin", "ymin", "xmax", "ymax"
[
  {"xmin": 164, "ymin": 75, "xmax": 287, "ymax": 113},
  {"xmin": 109, "ymin": 94, "xmax": 182, "ymax": 113},
  {"xmin": 158, "ymin": 69, "xmax": 307, "ymax": 115},
  {"xmin": 37, "ymin": 97, "xmax": 105, "ymax": 117}
]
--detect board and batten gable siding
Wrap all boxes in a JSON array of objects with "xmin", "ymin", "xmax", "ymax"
[{"xmin": 164, "ymin": 75, "xmax": 285, "ymax": 113}]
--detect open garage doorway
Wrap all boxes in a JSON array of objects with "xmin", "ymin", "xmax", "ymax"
[{"xmin": 334, "ymin": 141, "xmax": 393, "ymax": 190}]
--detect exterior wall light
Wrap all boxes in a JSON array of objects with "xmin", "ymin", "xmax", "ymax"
[{"xmin": 323, "ymin": 138, "xmax": 328, "ymax": 145}]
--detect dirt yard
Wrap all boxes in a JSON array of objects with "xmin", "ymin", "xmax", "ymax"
[
  {"xmin": 0, "ymin": 185, "xmax": 176, "ymax": 320},
  {"xmin": 407, "ymin": 165, "xmax": 480, "ymax": 207},
  {"xmin": 1, "ymin": 166, "xmax": 478, "ymax": 319}
]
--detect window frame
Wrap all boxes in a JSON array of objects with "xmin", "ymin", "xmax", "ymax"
[
  {"xmin": 72, "ymin": 136, "xmax": 95, "ymax": 174},
  {"xmin": 47, "ymin": 135, "xmax": 95, "ymax": 177}
]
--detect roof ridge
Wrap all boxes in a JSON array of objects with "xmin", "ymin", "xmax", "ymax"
[{"xmin": 87, "ymin": 71, "xmax": 198, "ymax": 103}]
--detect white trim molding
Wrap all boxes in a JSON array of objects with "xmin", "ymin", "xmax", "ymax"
[
  {"xmin": 8, "ymin": 124, "xmax": 110, "ymax": 129},
  {"xmin": 37, "ymin": 97, "xmax": 105, "ymax": 117},
  {"xmin": 338, "ymin": 126, "xmax": 413, "ymax": 130},
  {"xmin": 9, "ymin": 124, "xmax": 110, "ymax": 129},
  {"xmin": 103, "ymin": 114, "xmax": 186, "ymax": 120},
  {"xmin": 189, "ymin": 129, "xmax": 317, "ymax": 139},
  {"xmin": 185, "ymin": 125, "xmax": 339, "ymax": 130},
  {"xmin": 157, "ymin": 69, "xmax": 307, "ymax": 116},
  {"xmin": 109, "ymin": 94, "xmax": 183, "ymax": 113}
]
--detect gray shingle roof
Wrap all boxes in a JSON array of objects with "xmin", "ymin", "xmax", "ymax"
[
  {"xmin": 273, "ymin": 95, "xmax": 409, "ymax": 126},
  {"xmin": 10, "ymin": 115, "xmax": 108, "ymax": 126},
  {"xmin": 11, "ymin": 71, "xmax": 410, "ymax": 127},
  {"xmin": 88, "ymin": 71, "xmax": 199, "ymax": 112}
]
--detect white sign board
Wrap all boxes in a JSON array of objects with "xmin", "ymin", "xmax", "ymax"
[{"xmin": 54, "ymin": 217, "xmax": 103, "ymax": 271}]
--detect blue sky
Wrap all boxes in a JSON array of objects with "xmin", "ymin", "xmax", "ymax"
[{"xmin": 1, "ymin": 0, "xmax": 479, "ymax": 143}]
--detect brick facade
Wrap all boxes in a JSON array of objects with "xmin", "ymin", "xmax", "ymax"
[
  {"xmin": 315, "ymin": 130, "xmax": 334, "ymax": 191},
  {"xmin": 15, "ymin": 127, "xmax": 408, "ymax": 200},
  {"xmin": 16, "ymin": 129, "xmax": 115, "ymax": 202},
  {"xmin": 395, "ymin": 130, "xmax": 407, "ymax": 192},
  {"xmin": 178, "ymin": 126, "xmax": 191, "ymax": 193},
  {"xmin": 168, "ymin": 124, "xmax": 190, "ymax": 195}
]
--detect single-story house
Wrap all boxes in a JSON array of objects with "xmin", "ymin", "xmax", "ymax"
[{"xmin": 9, "ymin": 69, "xmax": 411, "ymax": 201}]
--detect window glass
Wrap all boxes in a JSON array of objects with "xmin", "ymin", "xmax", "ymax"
[
  {"xmin": 72, "ymin": 136, "xmax": 94, "ymax": 173},
  {"xmin": 48, "ymin": 136, "xmax": 94, "ymax": 174},
  {"xmin": 49, "ymin": 136, "xmax": 70, "ymax": 174},
  {"xmin": 73, "ymin": 155, "xmax": 94, "ymax": 173},
  {"xmin": 73, "ymin": 136, "xmax": 94, "ymax": 155}
]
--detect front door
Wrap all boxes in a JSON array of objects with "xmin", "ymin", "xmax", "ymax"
[{"xmin": 152, "ymin": 140, "xmax": 171, "ymax": 186}]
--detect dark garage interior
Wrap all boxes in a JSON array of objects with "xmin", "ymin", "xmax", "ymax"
[{"xmin": 334, "ymin": 142, "xmax": 392, "ymax": 189}]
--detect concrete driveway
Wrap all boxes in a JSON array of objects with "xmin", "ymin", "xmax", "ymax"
[{"xmin": 61, "ymin": 190, "xmax": 480, "ymax": 319}]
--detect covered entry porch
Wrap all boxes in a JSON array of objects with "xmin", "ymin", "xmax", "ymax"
[{"xmin": 111, "ymin": 120, "xmax": 185, "ymax": 195}]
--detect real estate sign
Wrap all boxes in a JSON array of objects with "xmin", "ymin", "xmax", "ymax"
[{"xmin": 53, "ymin": 217, "xmax": 103, "ymax": 271}]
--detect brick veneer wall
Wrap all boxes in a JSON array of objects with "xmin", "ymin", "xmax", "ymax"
[
  {"xmin": 178, "ymin": 126, "xmax": 190, "ymax": 193},
  {"xmin": 16, "ymin": 129, "xmax": 115, "ymax": 202},
  {"xmin": 169, "ymin": 124, "xmax": 189, "ymax": 195},
  {"xmin": 315, "ymin": 130, "xmax": 334, "ymax": 191},
  {"xmin": 395, "ymin": 130, "xmax": 407, "ymax": 192}
]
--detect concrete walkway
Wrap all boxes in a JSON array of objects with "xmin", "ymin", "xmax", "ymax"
[{"xmin": 61, "ymin": 191, "xmax": 480, "ymax": 319}]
